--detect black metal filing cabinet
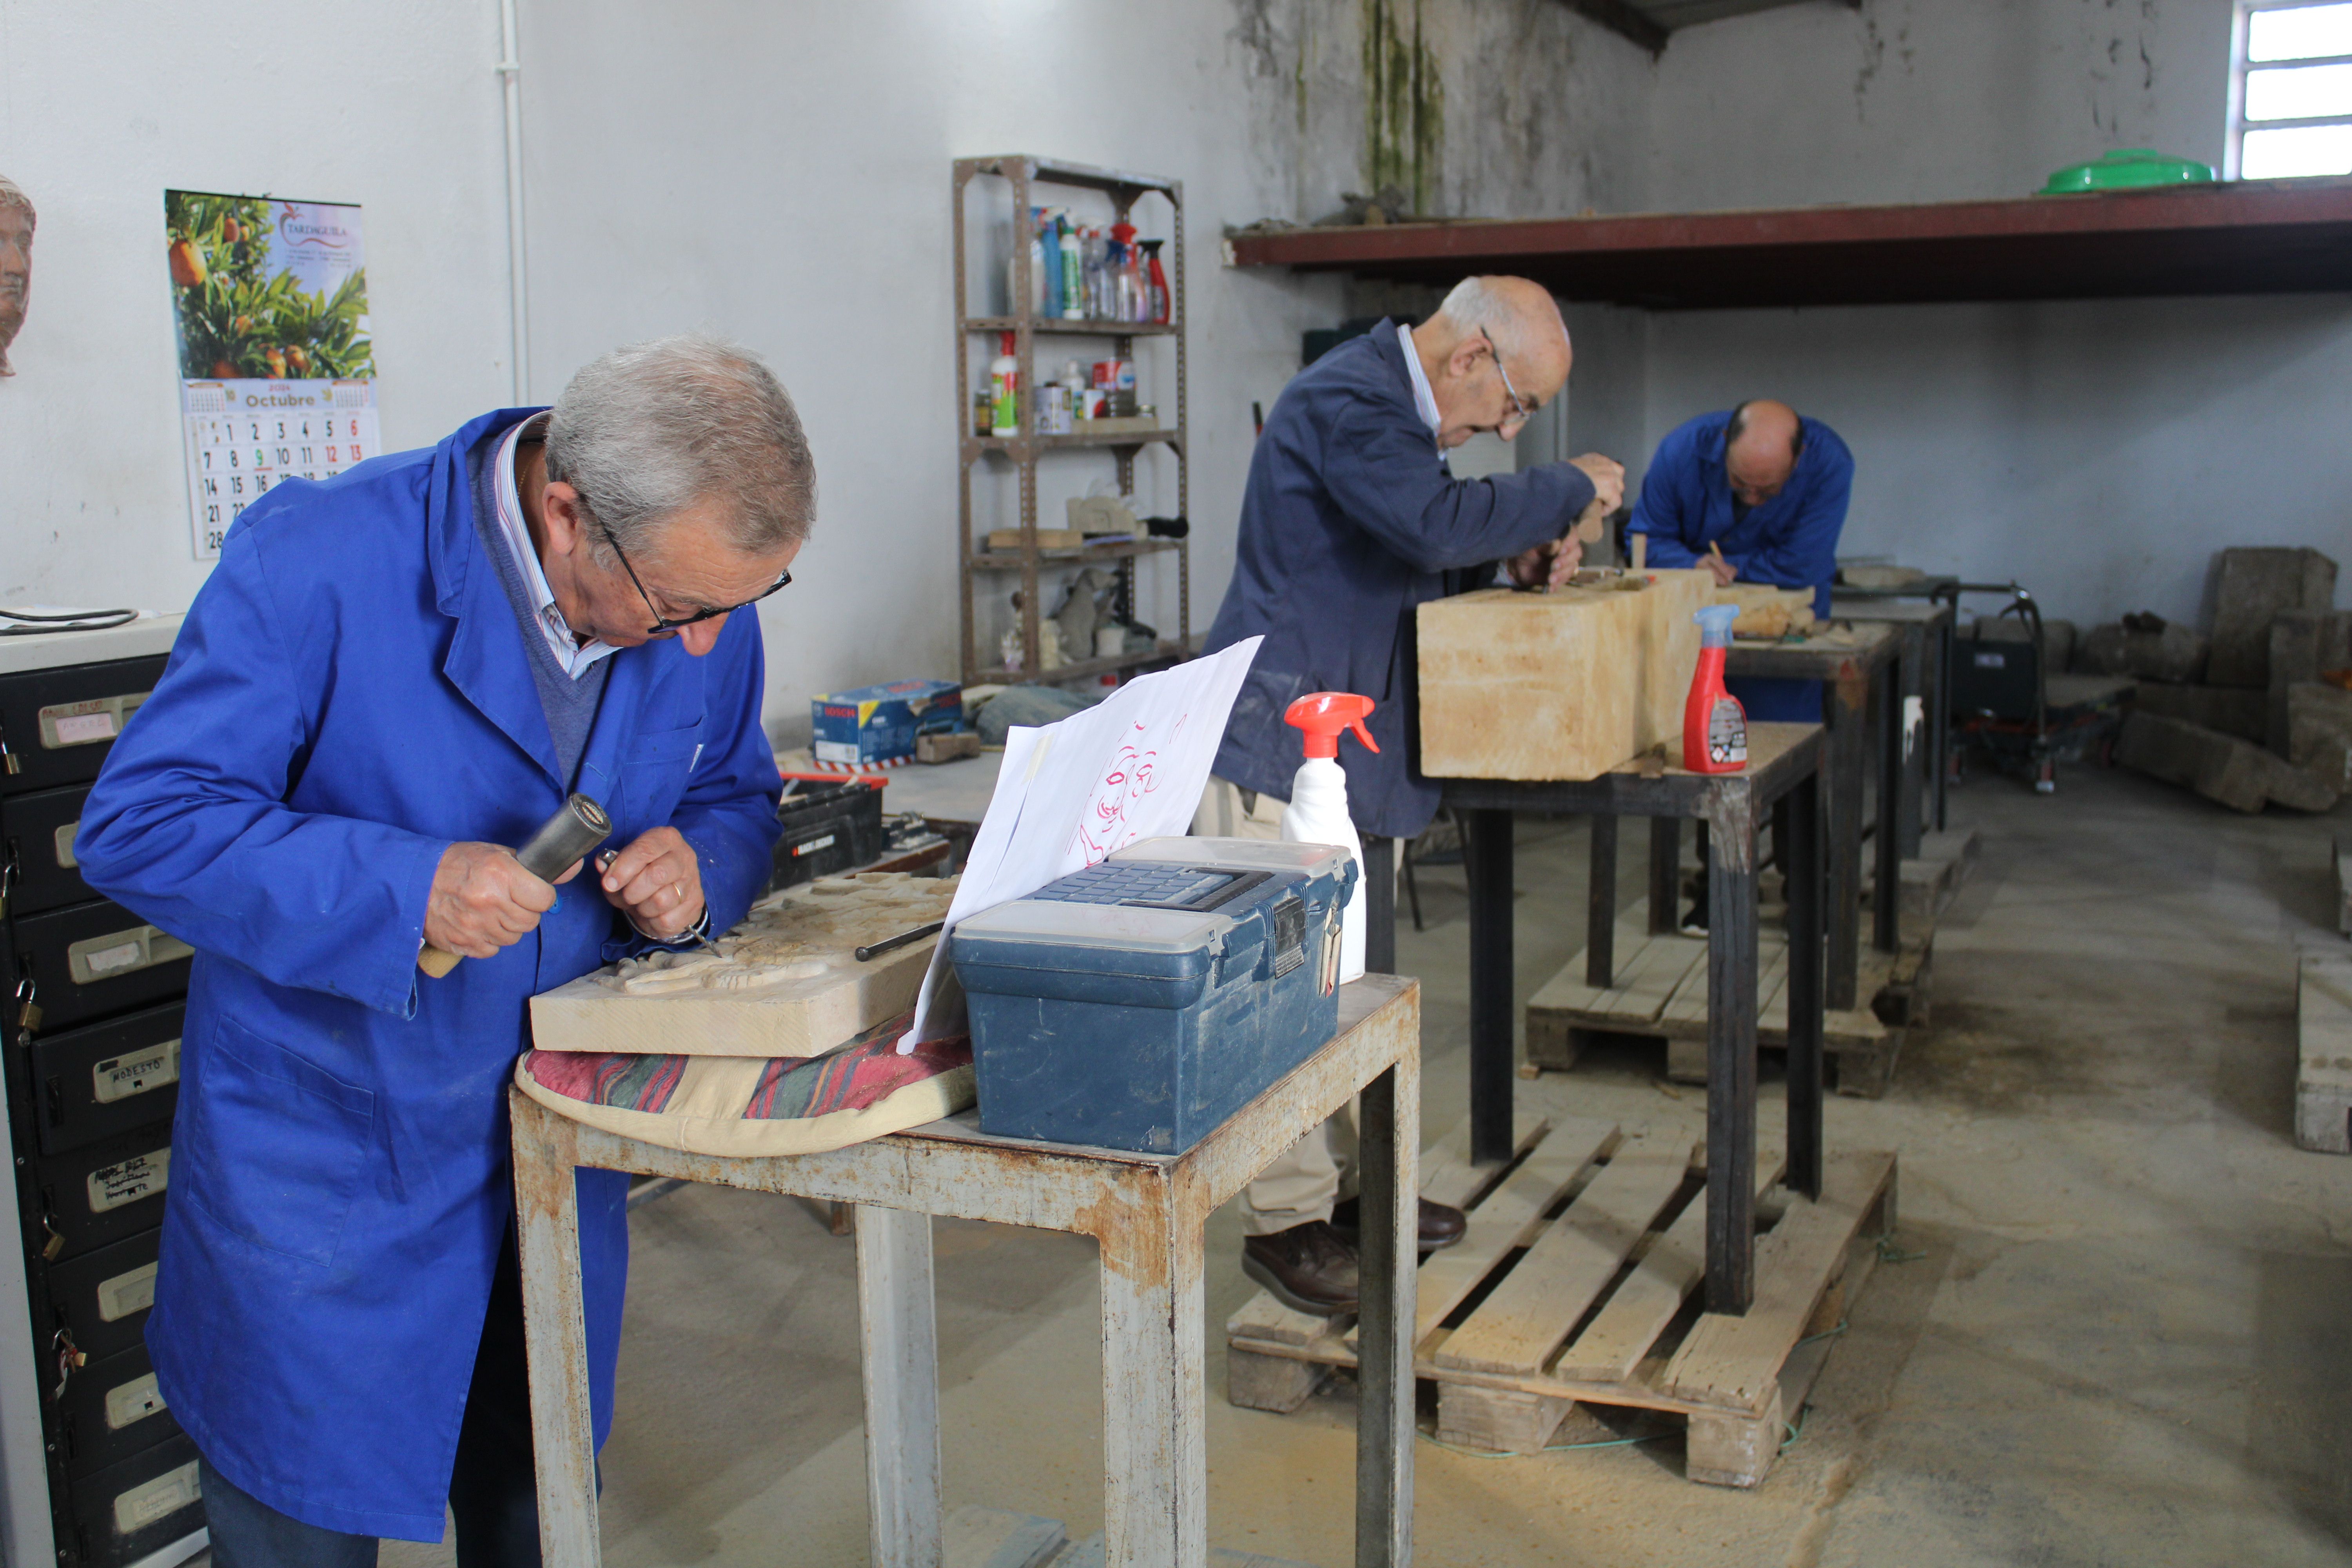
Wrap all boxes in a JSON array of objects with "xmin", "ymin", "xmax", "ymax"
[{"xmin": 0, "ymin": 619, "xmax": 206, "ymax": 1568}]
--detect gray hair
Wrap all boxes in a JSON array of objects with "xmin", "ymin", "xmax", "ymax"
[
  {"xmin": 1432, "ymin": 275, "xmax": 1569, "ymax": 359},
  {"xmin": 0, "ymin": 176, "xmax": 33, "ymax": 226},
  {"xmin": 545, "ymin": 334, "xmax": 814, "ymax": 563}
]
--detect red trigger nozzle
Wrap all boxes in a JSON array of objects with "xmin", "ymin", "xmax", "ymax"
[{"xmin": 1284, "ymin": 692, "xmax": 1379, "ymax": 760}]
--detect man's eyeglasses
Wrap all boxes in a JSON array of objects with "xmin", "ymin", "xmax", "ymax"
[
  {"xmin": 1479, "ymin": 327, "xmax": 1534, "ymax": 431},
  {"xmin": 599, "ymin": 521, "xmax": 792, "ymax": 636}
]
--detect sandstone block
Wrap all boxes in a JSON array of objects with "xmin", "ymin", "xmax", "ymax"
[{"xmin": 2209, "ymin": 546, "xmax": 2337, "ymax": 688}]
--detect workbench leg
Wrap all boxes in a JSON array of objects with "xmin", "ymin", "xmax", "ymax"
[
  {"xmin": 510, "ymin": 1095, "xmax": 602, "ymax": 1568},
  {"xmin": 1355, "ymin": 1054, "xmax": 1419, "ymax": 1568},
  {"xmin": 1825, "ymin": 670, "xmax": 1867, "ymax": 1011},
  {"xmin": 1782, "ymin": 769, "xmax": 1824, "ymax": 1201},
  {"xmin": 1895, "ymin": 624, "xmax": 1927, "ymax": 862},
  {"xmin": 1932, "ymin": 603, "xmax": 1954, "ymax": 833},
  {"xmin": 1097, "ymin": 1181, "xmax": 1205, "ymax": 1568},
  {"xmin": 1363, "ymin": 835, "xmax": 1396, "ymax": 976},
  {"xmin": 1703, "ymin": 795, "xmax": 1759, "ymax": 1315},
  {"xmin": 1463, "ymin": 808, "xmax": 1515, "ymax": 1166},
  {"xmin": 1875, "ymin": 657, "xmax": 1904, "ymax": 955},
  {"xmin": 1586, "ymin": 814, "xmax": 1618, "ymax": 988},
  {"xmin": 857, "ymin": 1205, "xmax": 942, "ymax": 1568},
  {"xmin": 1648, "ymin": 818, "xmax": 1680, "ymax": 935}
]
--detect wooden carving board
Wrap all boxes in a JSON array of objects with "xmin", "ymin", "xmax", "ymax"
[
  {"xmin": 1417, "ymin": 585, "xmax": 1644, "ymax": 780},
  {"xmin": 1637, "ymin": 568, "xmax": 1711, "ymax": 752},
  {"xmin": 529, "ymin": 872, "xmax": 956, "ymax": 1058}
]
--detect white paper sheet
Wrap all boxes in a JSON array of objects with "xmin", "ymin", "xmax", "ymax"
[{"xmin": 898, "ymin": 636, "xmax": 1263, "ymax": 1051}]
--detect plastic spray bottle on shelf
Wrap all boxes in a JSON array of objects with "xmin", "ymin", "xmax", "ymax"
[
  {"xmin": 1281, "ymin": 691, "xmax": 1378, "ymax": 984},
  {"xmin": 1141, "ymin": 238, "xmax": 1171, "ymax": 323},
  {"xmin": 989, "ymin": 333, "xmax": 1020, "ymax": 437},
  {"xmin": 1040, "ymin": 210, "xmax": 1065, "ymax": 319},
  {"xmin": 1110, "ymin": 222, "xmax": 1141, "ymax": 320},
  {"xmin": 1059, "ymin": 221, "xmax": 1085, "ymax": 319},
  {"xmin": 1682, "ymin": 604, "xmax": 1748, "ymax": 773}
]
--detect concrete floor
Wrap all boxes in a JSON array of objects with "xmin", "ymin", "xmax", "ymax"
[{"xmin": 371, "ymin": 763, "xmax": 2352, "ymax": 1567}]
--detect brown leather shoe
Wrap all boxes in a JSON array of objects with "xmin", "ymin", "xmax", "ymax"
[
  {"xmin": 1330, "ymin": 1195, "xmax": 1467, "ymax": 1252},
  {"xmin": 1242, "ymin": 1220, "xmax": 1359, "ymax": 1316}
]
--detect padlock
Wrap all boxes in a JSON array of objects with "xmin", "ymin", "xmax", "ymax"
[
  {"xmin": 40, "ymin": 1219, "xmax": 63, "ymax": 1262},
  {"xmin": 13, "ymin": 980, "xmax": 38, "ymax": 1038}
]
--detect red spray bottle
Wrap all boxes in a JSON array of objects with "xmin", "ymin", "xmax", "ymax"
[{"xmin": 1683, "ymin": 604, "xmax": 1748, "ymax": 773}]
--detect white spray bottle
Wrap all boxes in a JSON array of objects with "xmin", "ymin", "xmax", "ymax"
[{"xmin": 1280, "ymin": 691, "xmax": 1379, "ymax": 984}]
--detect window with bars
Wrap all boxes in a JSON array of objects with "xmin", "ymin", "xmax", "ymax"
[{"xmin": 2229, "ymin": 1, "xmax": 2352, "ymax": 179}]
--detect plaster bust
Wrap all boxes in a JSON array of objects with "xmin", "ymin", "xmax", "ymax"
[{"xmin": 0, "ymin": 177, "xmax": 33, "ymax": 377}]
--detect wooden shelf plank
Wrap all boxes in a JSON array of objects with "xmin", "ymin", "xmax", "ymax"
[{"xmin": 1227, "ymin": 178, "xmax": 2352, "ymax": 309}]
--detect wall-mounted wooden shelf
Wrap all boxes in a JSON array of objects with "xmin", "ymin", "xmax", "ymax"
[{"xmin": 1225, "ymin": 178, "xmax": 2352, "ymax": 310}]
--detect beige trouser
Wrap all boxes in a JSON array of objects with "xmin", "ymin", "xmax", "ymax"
[{"xmin": 1193, "ymin": 775, "xmax": 1359, "ymax": 1234}]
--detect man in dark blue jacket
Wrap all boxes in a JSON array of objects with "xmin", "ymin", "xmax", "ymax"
[
  {"xmin": 1198, "ymin": 276, "xmax": 1624, "ymax": 1313},
  {"xmin": 75, "ymin": 336, "xmax": 800, "ymax": 1564},
  {"xmin": 1627, "ymin": 400, "xmax": 1854, "ymax": 722}
]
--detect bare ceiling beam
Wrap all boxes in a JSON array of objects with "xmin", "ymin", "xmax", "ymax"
[{"xmin": 1555, "ymin": 0, "xmax": 1670, "ymax": 56}]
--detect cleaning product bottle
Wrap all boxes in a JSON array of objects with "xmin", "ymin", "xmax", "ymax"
[
  {"xmin": 1040, "ymin": 210, "xmax": 1065, "ymax": 319},
  {"xmin": 1281, "ymin": 692, "xmax": 1378, "ymax": 984},
  {"xmin": 1110, "ymin": 222, "xmax": 1141, "ymax": 320},
  {"xmin": 989, "ymin": 333, "xmax": 1020, "ymax": 437},
  {"xmin": 1141, "ymin": 238, "xmax": 1171, "ymax": 323},
  {"xmin": 1683, "ymin": 604, "xmax": 1748, "ymax": 773},
  {"xmin": 1060, "ymin": 221, "xmax": 1085, "ymax": 319}
]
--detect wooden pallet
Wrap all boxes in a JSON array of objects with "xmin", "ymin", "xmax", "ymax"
[
  {"xmin": 1881, "ymin": 826, "xmax": 1980, "ymax": 926},
  {"xmin": 1523, "ymin": 897, "xmax": 1930, "ymax": 1098},
  {"xmin": 1225, "ymin": 1116, "xmax": 1899, "ymax": 1489}
]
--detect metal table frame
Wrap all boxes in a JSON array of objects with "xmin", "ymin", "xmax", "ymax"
[
  {"xmin": 1830, "ymin": 592, "xmax": 1959, "ymax": 841},
  {"xmin": 1726, "ymin": 624, "xmax": 1902, "ymax": 1009},
  {"xmin": 510, "ymin": 975, "xmax": 1424, "ymax": 1568},
  {"xmin": 1441, "ymin": 722, "xmax": 1826, "ymax": 1314}
]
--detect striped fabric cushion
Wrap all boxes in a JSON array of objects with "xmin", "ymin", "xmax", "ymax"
[{"xmin": 515, "ymin": 1010, "xmax": 973, "ymax": 1158}]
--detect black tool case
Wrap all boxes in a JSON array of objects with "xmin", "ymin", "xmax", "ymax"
[
  {"xmin": 0, "ymin": 628, "xmax": 205, "ymax": 1568},
  {"xmin": 767, "ymin": 779, "xmax": 886, "ymax": 889}
]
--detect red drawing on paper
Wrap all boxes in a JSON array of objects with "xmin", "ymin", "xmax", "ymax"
[{"xmin": 1071, "ymin": 713, "xmax": 1186, "ymax": 864}]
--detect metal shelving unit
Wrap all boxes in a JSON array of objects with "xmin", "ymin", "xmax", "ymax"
[{"xmin": 952, "ymin": 155, "xmax": 1191, "ymax": 686}]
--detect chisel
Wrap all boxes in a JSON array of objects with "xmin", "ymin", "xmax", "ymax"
[{"xmin": 419, "ymin": 794, "xmax": 611, "ymax": 978}]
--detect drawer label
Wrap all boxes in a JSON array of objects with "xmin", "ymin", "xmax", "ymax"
[
  {"xmin": 104, "ymin": 1372, "xmax": 166, "ymax": 1431},
  {"xmin": 94, "ymin": 1039, "xmax": 180, "ymax": 1104},
  {"xmin": 66, "ymin": 926, "xmax": 194, "ymax": 985},
  {"xmin": 53, "ymin": 822, "xmax": 78, "ymax": 869},
  {"xmin": 112, "ymin": 1459, "xmax": 200, "ymax": 1534},
  {"xmin": 96, "ymin": 1262, "xmax": 158, "ymax": 1322},
  {"xmin": 86, "ymin": 1147, "xmax": 169, "ymax": 1214},
  {"xmin": 36, "ymin": 691, "xmax": 148, "ymax": 751}
]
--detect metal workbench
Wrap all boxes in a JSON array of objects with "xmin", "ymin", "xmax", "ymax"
[
  {"xmin": 512, "ymin": 976, "xmax": 1425, "ymax": 1568},
  {"xmin": 1442, "ymin": 722, "xmax": 1827, "ymax": 1313}
]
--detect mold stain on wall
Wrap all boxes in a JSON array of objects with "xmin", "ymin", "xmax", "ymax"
[{"xmin": 1361, "ymin": 0, "xmax": 1445, "ymax": 214}]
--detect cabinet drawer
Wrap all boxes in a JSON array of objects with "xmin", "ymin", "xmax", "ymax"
[
  {"xmin": 68, "ymin": 1430, "xmax": 203, "ymax": 1568},
  {"xmin": 29, "ymin": 1002, "xmax": 182, "ymax": 1156},
  {"xmin": 29, "ymin": 1123, "xmax": 172, "ymax": 1263},
  {"xmin": 0, "ymin": 656, "xmax": 167, "ymax": 797},
  {"xmin": 56, "ymin": 1341, "xmax": 181, "ymax": 1480},
  {"xmin": 2, "ymin": 783, "xmax": 94, "ymax": 918},
  {"xmin": 7, "ymin": 899, "xmax": 192, "ymax": 1034},
  {"xmin": 42, "ymin": 1230, "xmax": 162, "ymax": 1364}
]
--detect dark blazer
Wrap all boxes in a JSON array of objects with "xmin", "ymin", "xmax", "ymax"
[{"xmin": 1203, "ymin": 321, "xmax": 1597, "ymax": 838}]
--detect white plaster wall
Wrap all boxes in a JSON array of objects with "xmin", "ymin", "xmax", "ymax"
[
  {"xmin": 514, "ymin": 0, "xmax": 1641, "ymax": 744},
  {"xmin": 1630, "ymin": 0, "xmax": 2352, "ymax": 629},
  {"xmin": 0, "ymin": 0, "xmax": 517, "ymax": 613}
]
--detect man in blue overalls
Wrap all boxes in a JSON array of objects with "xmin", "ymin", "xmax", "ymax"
[
  {"xmin": 1626, "ymin": 399, "xmax": 1855, "ymax": 721},
  {"xmin": 1628, "ymin": 399, "xmax": 1854, "ymax": 927},
  {"xmin": 76, "ymin": 336, "xmax": 801, "ymax": 1565},
  {"xmin": 1197, "ymin": 276, "xmax": 1625, "ymax": 1314}
]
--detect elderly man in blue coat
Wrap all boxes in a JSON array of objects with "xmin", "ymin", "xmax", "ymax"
[
  {"xmin": 1626, "ymin": 399, "xmax": 1855, "ymax": 722},
  {"xmin": 74, "ymin": 335, "xmax": 804, "ymax": 1565},
  {"xmin": 1196, "ymin": 275, "xmax": 1624, "ymax": 1314}
]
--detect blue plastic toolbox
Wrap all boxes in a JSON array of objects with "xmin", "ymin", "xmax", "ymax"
[{"xmin": 949, "ymin": 837, "xmax": 1357, "ymax": 1154}]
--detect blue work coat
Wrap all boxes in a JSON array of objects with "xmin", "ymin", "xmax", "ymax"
[
  {"xmin": 1203, "ymin": 321, "xmax": 1597, "ymax": 840},
  {"xmin": 73, "ymin": 408, "xmax": 783, "ymax": 1540},
  {"xmin": 1625, "ymin": 410, "xmax": 1854, "ymax": 722}
]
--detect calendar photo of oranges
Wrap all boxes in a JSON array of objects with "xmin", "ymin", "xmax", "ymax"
[{"xmin": 163, "ymin": 190, "xmax": 373, "ymax": 383}]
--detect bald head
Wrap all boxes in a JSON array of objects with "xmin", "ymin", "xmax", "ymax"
[
  {"xmin": 1411, "ymin": 275, "xmax": 1572, "ymax": 449},
  {"xmin": 1724, "ymin": 399, "xmax": 1803, "ymax": 506}
]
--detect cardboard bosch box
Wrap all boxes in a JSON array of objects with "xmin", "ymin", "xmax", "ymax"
[{"xmin": 810, "ymin": 679, "xmax": 963, "ymax": 766}]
